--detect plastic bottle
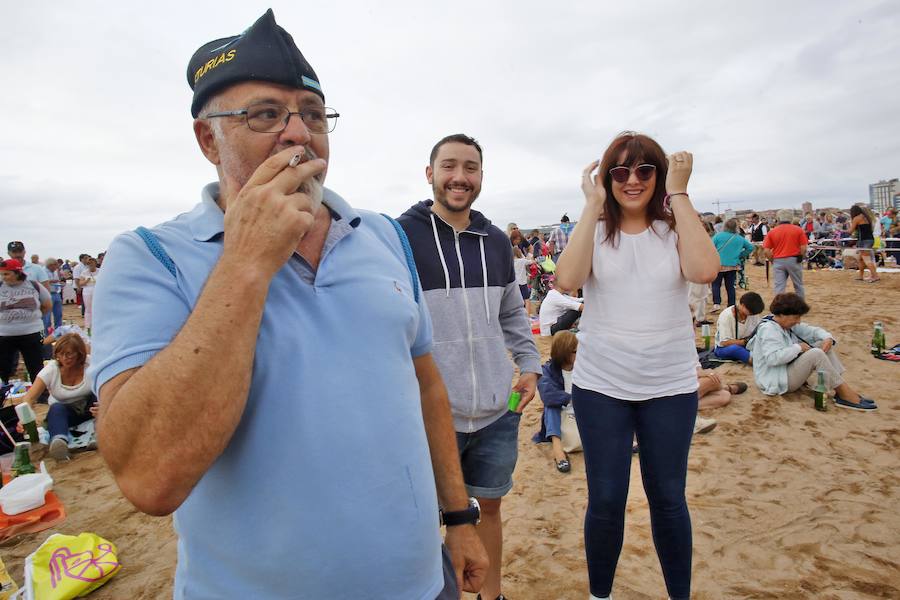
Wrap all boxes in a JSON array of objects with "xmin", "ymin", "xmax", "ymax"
[
  {"xmin": 871, "ymin": 322, "xmax": 884, "ymax": 356},
  {"xmin": 701, "ymin": 324, "xmax": 711, "ymax": 351},
  {"xmin": 814, "ymin": 369, "xmax": 827, "ymax": 412},
  {"xmin": 14, "ymin": 403, "xmax": 40, "ymax": 445}
]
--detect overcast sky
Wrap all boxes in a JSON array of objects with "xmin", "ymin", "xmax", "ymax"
[{"xmin": 3, "ymin": 1, "xmax": 898, "ymax": 260}]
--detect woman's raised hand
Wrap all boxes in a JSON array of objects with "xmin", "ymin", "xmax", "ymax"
[
  {"xmin": 581, "ymin": 160, "xmax": 606, "ymax": 214},
  {"xmin": 666, "ymin": 151, "xmax": 693, "ymax": 194}
]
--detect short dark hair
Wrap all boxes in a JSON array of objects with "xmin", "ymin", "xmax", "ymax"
[
  {"xmin": 770, "ymin": 293, "xmax": 810, "ymax": 316},
  {"xmin": 560, "ymin": 214, "xmax": 570, "ymax": 223},
  {"xmin": 739, "ymin": 291, "xmax": 765, "ymax": 314},
  {"xmin": 429, "ymin": 134, "xmax": 483, "ymax": 166}
]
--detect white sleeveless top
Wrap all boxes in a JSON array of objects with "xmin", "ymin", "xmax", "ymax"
[{"xmin": 572, "ymin": 220, "xmax": 699, "ymax": 400}]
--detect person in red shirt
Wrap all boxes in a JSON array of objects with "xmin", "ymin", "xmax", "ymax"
[{"xmin": 763, "ymin": 209, "xmax": 808, "ymax": 297}]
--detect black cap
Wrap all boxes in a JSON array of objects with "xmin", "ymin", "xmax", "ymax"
[
  {"xmin": 187, "ymin": 9, "xmax": 324, "ymax": 118},
  {"xmin": 7, "ymin": 241, "xmax": 24, "ymax": 252},
  {"xmin": 560, "ymin": 214, "xmax": 569, "ymax": 223}
]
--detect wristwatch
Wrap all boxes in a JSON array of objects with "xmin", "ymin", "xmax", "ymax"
[{"xmin": 440, "ymin": 497, "xmax": 481, "ymax": 527}]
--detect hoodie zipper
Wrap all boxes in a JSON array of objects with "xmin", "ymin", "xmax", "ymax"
[{"xmin": 452, "ymin": 229, "xmax": 479, "ymax": 433}]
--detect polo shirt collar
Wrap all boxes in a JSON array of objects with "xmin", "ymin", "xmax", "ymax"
[{"xmin": 191, "ymin": 182, "xmax": 361, "ymax": 242}]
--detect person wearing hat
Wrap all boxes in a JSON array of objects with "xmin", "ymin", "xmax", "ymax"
[
  {"xmin": 548, "ymin": 213, "xmax": 573, "ymax": 263},
  {"xmin": 89, "ymin": 9, "xmax": 486, "ymax": 599},
  {"xmin": 7, "ymin": 241, "xmax": 50, "ymax": 291},
  {"xmin": 0, "ymin": 259, "xmax": 52, "ymax": 387},
  {"xmin": 762, "ymin": 209, "xmax": 808, "ymax": 297}
]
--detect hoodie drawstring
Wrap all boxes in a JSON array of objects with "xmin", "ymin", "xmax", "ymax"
[
  {"xmin": 479, "ymin": 236, "xmax": 490, "ymax": 324},
  {"xmin": 429, "ymin": 213, "xmax": 451, "ymax": 297}
]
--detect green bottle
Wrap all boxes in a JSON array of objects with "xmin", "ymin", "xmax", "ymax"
[
  {"xmin": 11, "ymin": 442, "xmax": 36, "ymax": 478},
  {"xmin": 701, "ymin": 323, "xmax": 711, "ymax": 351},
  {"xmin": 871, "ymin": 322, "xmax": 884, "ymax": 356},
  {"xmin": 814, "ymin": 369, "xmax": 827, "ymax": 412}
]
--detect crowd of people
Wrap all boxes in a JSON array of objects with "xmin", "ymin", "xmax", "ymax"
[{"xmin": 0, "ymin": 9, "xmax": 891, "ymax": 600}]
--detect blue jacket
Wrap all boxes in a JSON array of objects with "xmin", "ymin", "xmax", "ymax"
[
  {"xmin": 398, "ymin": 201, "xmax": 541, "ymax": 433},
  {"xmin": 747, "ymin": 317, "xmax": 835, "ymax": 395},
  {"xmin": 712, "ymin": 232, "xmax": 755, "ymax": 267},
  {"xmin": 538, "ymin": 361, "xmax": 571, "ymax": 408}
]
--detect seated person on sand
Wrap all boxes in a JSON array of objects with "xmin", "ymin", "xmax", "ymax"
[
  {"xmin": 42, "ymin": 322, "xmax": 91, "ymax": 351},
  {"xmin": 747, "ymin": 293, "xmax": 878, "ymax": 411},
  {"xmin": 713, "ymin": 291, "xmax": 764, "ymax": 364},
  {"xmin": 693, "ymin": 365, "xmax": 747, "ymax": 434},
  {"xmin": 533, "ymin": 330, "xmax": 577, "ymax": 473},
  {"xmin": 538, "ymin": 285, "xmax": 583, "ymax": 336},
  {"xmin": 13, "ymin": 333, "xmax": 98, "ymax": 459}
]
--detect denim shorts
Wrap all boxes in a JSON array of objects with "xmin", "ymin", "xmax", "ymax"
[
  {"xmin": 455, "ymin": 410, "xmax": 522, "ymax": 498},
  {"xmin": 857, "ymin": 239, "xmax": 875, "ymax": 256}
]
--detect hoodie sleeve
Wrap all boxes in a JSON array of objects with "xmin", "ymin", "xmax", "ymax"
[
  {"xmin": 793, "ymin": 323, "xmax": 834, "ymax": 346},
  {"xmin": 499, "ymin": 280, "xmax": 541, "ymax": 375}
]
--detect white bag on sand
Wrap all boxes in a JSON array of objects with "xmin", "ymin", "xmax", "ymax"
[{"xmin": 0, "ymin": 462, "xmax": 53, "ymax": 516}]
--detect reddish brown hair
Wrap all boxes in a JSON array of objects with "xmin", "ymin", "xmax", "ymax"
[
  {"xmin": 53, "ymin": 333, "xmax": 88, "ymax": 368},
  {"xmin": 598, "ymin": 131, "xmax": 673, "ymax": 245}
]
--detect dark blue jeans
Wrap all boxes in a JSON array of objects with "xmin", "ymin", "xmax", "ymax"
[
  {"xmin": 46, "ymin": 394, "xmax": 96, "ymax": 440},
  {"xmin": 711, "ymin": 269, "xmax": 736, "ymax": 307},
  {"xmin": 572, "ymin": 386, "xmax": 697, "ymax": 600}
]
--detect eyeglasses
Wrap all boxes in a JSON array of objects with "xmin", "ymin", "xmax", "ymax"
[
  {"xmin": 57, "ymin": 351, "xmax": 79, "ymax": 358},
  {"xmin": 204, "ymin": 103, "xmax": 340, "ymax": 134},
  {"xmin": 609, "ymin": 163, "xmax": 656, "ymax": 184}
]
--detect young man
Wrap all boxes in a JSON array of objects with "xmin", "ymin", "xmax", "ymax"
[
  {"xmin": 91, "ymin": 11, "xmax": 486, "ymax": 599},
  {"xmin": 548, "ymin": 214, "xmax": 573, "ymax": 263},
  {"xmin": 713, "ymin": 291, "xmax": 765, "ymax": 364},
  {"xmin": 748, "ymin": 213, "xmax": 768, "ymax": 265},
  {"xmin": 398, "ymin": 134, "xmax": 542, "ymax": 600},
  {"xmin": 763, "ymin": 209, "xmax": 808, "ymax": 297}
]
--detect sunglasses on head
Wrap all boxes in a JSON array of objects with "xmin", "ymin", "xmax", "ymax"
[{"xmin": 609, "ymin": 163, "xmax": 656, "ymax": 184}]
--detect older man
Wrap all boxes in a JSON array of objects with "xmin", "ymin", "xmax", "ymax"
[
  {"xmin": 763, "ymin": 209, "xmax": 808, "ymax": 297},
  {"xmin": 91, "ymin": 10, "xmax": 486, "ymax": 599},
  {"xmin": 7, "ymin": 241, "xmax": 49, "ymax": 290}
]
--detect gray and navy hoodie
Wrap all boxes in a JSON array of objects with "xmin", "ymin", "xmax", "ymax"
[{"xmin": 398, "ymin": 200, "xmax": 541, "ymax": 433}]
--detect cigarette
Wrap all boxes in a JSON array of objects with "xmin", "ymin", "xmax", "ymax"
[{"xmin": 288, "ymin": 154, "xmax": 302, "ymax": 168}]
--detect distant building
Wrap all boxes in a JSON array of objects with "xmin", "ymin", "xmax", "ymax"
[
  {"xmin": 801, "ymin": 201, "xmax": 813, "ymax": 214},
  {"xmin": 869, "ymin": 179, "xmax": 899, "ymax": 212}
]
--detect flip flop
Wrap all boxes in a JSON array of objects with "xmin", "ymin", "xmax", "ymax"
[{"xmin": 555, "ymin": 458, "xmax": 571, "ymax": 473}]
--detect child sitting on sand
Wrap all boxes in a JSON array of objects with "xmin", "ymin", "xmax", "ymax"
[
  {"xmin": 713, "ymin": 291, "xmax": 764, "ymax": 364},
  {"xmin": 533, "ymin": 330, "xmax": 577, "ymax": 473}
]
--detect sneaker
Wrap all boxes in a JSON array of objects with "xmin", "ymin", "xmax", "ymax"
[
  {"xmin": 834, "ymin": 396, "xmax": 878, "ymax": 411},
  {"xmin": 712, "ymin": 304, "xmax": 721, "ymax": 312},
  {"xmin": 49, "ymin": 436, "xmax": 70, "ymax": 460},
  {"xmin": 693, "ymin": 416, "xmax": 717, "ymax": 434}
]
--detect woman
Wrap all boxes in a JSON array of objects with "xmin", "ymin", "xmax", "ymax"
[
  {"xmin": 78, "ymin": 257, "xmax": 100, "ymax": 333},
  {"xmin": 555, "ymin": 131, "xmax": 719, "ymax": 600},
  {"xmin": 748, "ymin": 293, "xmax": 877, "ymax": 411},
  {"xmin": 849, "ymin": 205, "xmax": 879, "ymax": 283},
  {"xmin": 13, "ymin": 333, "xmax": 97, "ymax": 459},
  {"xmin": 710, "ymin": 218, "xmax": 755, "ymax": 311},
  {"xmin": 713, "ymin": 291, "xmax": 765, "ymax": 364},
  {"xmin": 1, "ymin": 258, "xmax": 52, "ymax": 385}
]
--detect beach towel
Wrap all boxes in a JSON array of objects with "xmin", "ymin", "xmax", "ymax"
[
  {"xmin": 874, "ymin": 343, "xmax": 900, "ymax": 362},
  {"xmin": 13, "ymin": 533, "xmax": 120, "ymax": 600}
]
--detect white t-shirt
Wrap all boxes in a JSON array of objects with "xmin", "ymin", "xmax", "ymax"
[
  {"xmin": 714, "ymin": 305, "xmax": 761, "ymax": 347},
  {"xmin": 72, "ymin": 263, "xmax": 88, "ymax": 285},
  {"xmin": 80, "ymin": 268, "xmax": 100, "ymax": 287},
  {"xmin": 572, "ymin": 221, "xmax": 699, "ymax": 400},
  {"xmin": 539, "ymin": 289, "xmax": 583, "ymax": 336},
  {"xmin": 513, "ymin": 257, "xmax": 530, "ymax": 285},
  {"xmin": 37, "ymin": 360, "xmax": 92, "ymax": 405}
]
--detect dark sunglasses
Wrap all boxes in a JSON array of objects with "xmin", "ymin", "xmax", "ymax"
[{"xmin": 609, "ymin": 163, "xmax": 656, "ymax": 184}]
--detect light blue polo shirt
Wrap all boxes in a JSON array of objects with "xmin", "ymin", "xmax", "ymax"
[{"xmin": 90, "ymin": 184, "xmax": 443, "ymax": 599}]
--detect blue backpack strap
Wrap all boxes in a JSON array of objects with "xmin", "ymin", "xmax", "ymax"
[
  {"xmin": 134, "ymin": 226, "xmax": 177, "ymax": 277},
  {"xmin": 380, "ymin": 214, "xmax": 420, "ymax": 303}
]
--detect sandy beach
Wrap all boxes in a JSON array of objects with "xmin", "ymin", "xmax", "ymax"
[{"xmin": 2, "ymin": 265, "xmax": 898, "ymax": 599}]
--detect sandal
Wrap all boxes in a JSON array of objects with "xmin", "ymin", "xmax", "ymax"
[
  {"xmin": 555, "ymin": 456, "xmax": 571, "ymax": 473},
  {"xmin": 728, "ymin": 382, "xmax": 748, "ymax": 395}
]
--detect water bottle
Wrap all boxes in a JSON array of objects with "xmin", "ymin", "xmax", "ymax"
[
  {"xmin": 871, "ymin": 322, "xmax": 885, "ymax": 356},
  {"xmin": 814, "ymin": 369, "xmax": 827, "ymax": 412},
  {"xmin": 14, "ymin": 403, "xmax": 40, "ymax": 445},
  {"xmin": 701, "ymin": 323, "xmax": 711, "ymax": 351}
]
